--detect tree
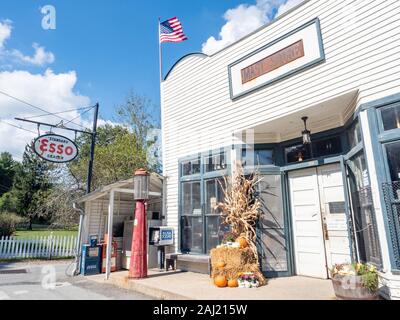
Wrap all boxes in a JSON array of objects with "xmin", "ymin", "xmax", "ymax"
[
  {"xmin": 12, "ymin": 144, "xmax": 53, "ymax": 229},
  {"xmin": 115, "ymin": 90, "xmax": 160, "ymax": 148},
  {"xmin": 0, "ymin": 152, "xmax": 19, "ymax": 197},
  {"xmin": 69, "ymin": 124, "xmax": 149, "ymax": 191}
]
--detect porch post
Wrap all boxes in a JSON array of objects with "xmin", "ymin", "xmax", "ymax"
[{"xmin": 106, "ymin": 189, "xmax": 115, "ymax": 280}]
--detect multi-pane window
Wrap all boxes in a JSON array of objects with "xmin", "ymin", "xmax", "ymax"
[
  {"xmin": 348, "ymin": 121, "xmax": 362, "ymax": 149},
  {"xmin": 181, "ymin": 157, "xmax": 201, "ymax": 176},
  {"xmin": 180, "ymin": 151, "xmax": 229, "ymax": 254},
  {"xmin": 285, "ymin": 136, "xmax": 342, "ymax": 164},
  {"xmin": 205, "ymin": 178, "xmax": 229, "ymax": 252},
  {"xmin": 205, "ymin": 152, "xmax": 227, "ymax": 173},
  {"xmin": 347, "ymin": 153, "xmax": 382, "ymax": 266},
  {"xmin": 241, "ymin": 148, "xmax": 274, "ymax": 166},
  {"xmin": 381, "ymin": 103, "xmax": 400, "ymax": 131},
  {"xmin": 385, "ymin": 141, "xmax": 400, "ymax": 183}
]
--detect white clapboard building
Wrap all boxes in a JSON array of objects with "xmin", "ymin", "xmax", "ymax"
[{"xmin": 161, "ymin": 0, "xmax": 400, "ymax": 299}]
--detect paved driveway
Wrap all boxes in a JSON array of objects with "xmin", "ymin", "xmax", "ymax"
[{"xmin": 0, "ymin": 260, "xmax": 153, "ymax": 300}]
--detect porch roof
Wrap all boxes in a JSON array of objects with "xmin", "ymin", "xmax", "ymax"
[{"xmin": 75, "ymin": 172, "xmax": 164, "ymax": 204}]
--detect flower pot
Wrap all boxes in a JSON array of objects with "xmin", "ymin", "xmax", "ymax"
[{"xmin": 331, "ymin": 275, "xmax": 379, "ymax": 300}]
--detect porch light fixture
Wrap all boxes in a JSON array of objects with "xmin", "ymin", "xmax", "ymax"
[{"xmin": 301, "ymin": 116, "xmax": 312, "ymax": 145}]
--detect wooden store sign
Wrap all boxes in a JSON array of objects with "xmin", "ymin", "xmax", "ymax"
[
  {"xmin": 228, "ymin": 18, "xmax": 325, "ymax": 99},
  {"xmin": 241, "ymin": 40, "xmax": 305, "ymax": 84},
  {"xmin": 33, "ymin": 134, "xmax": 78, "ymax": 163}
]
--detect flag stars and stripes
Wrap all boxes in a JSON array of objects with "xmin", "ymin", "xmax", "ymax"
[{"xmin": 159, "ymin": 17, "xmax": 188, "ymax": 43}]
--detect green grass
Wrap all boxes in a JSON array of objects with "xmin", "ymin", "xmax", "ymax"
[{"xmin": 14, "ymin": 228, "xmax": 78, "ymax": 238}]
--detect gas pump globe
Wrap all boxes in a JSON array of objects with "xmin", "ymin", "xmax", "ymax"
[
  {"xmin": 133, "ymin": 168, "xmax": 149, "ymax": 200},
  {"xmin": 129, "ymin": 168, "xmax": 150, "ymax": 279}
]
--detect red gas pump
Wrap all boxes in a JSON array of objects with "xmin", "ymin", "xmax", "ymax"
[{"xmin": 129, "ymin": 169, "xmax": 150, "ymax": 279}]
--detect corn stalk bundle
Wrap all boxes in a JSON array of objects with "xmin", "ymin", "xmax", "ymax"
[{"xmin": 215, "ymin": 163, "xmax": 261, "ymax": 260}]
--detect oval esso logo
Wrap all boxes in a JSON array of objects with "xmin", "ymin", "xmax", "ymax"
[{"xmin": 33, "ymin": 134, "xmax": 79, "ymax": 163}]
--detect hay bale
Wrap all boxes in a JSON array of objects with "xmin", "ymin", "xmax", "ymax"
[
  {"xmin": 210, "ymin": 247, "xmax": 256, "ymax": 268},
  {"xmin": 210, "ymin": 247, "xmax": 267, "ymax": 286}
]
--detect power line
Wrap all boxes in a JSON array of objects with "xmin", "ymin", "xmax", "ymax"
[
  {"xmin": 23, "ymin": 106, "xmax": 94, "ymax": 120},
  {"xmin": 0, "ymin": 119, "xmax": 37, "ymax": 134},
  {"xmin": 0, "ymin": 89, "xmax": 88, "ymax": 130},
  {"xmin": 63, "ymin": 105, "xmax": 95, "ymax": 127}
]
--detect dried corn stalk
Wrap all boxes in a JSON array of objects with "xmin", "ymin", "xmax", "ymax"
[{"xmin": 215, "ymin": 163, "xmax": 261, "ymax": 260}]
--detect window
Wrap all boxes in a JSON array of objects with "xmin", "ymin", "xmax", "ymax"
[
  {"xmin": 381, "ymin": 103, "xmax": 400, "ymax": 131},
  {"xmin": 313, "ymin": 136, "xmax": 342, "ymax": 157},
  {"xmin": 285, "ymin": 144, "xmax": 312, "ymax": 163},
  {"xmin": 182, "ymin": 181, "xmax": 201, "ymax": 215},
  {"xmin": 285, "ymin": 136, "xmax": 342, "ymax": 164},
  {"xmin": 242, "ymin": 148, "xmax": 274, "ymax": 166},
  {"xmin": 181, "ymin": 216, "xmax": 203, "ymax": 254},
  {"xmin": 205, "ymin": 152, "xmax": 227, "ymax": 173},
  {"xmin": 180, "ymin": 151, "xmax": 229, "ymax": 254},
  {"xmin": 385, "ymin": 141, "xmax": 400, "ymax": 182},
  {"xmin": 347, "ymin": 153, "xmax": 382, "ymax": 266},
  {"xmin": 347, "ymin": 121, "xmax": 362, "ymax": 149},
  {"xmin": 204, "ymin": 178, "xmax": 229, "ymax": 252},
  {"xmin": 181, "ymin": 157, "xmax": 201, "ymax": 176}
]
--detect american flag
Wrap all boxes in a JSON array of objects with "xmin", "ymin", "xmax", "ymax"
[{"xmin": 159, "ymin": 17, "xmax": 188, "ymax": 43}]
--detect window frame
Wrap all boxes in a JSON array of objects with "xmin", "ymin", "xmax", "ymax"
[{"xmin": 178, "ymin": 148, "xmax": 230, "ymax": 255}]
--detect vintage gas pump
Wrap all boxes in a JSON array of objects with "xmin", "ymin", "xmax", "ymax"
[{"xmin": 129, "ymin": 169, "xmax": 150, "ymax": 279}]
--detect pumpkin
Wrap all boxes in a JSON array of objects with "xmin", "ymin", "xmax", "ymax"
[
  {"xmin": 216, "ymin": 261, "xmax": 226, "ymax": 268},
  {"xmin": 235, "ymin": 236, "xmax": 248, "ymax": 248},
  {"xmin": 228, "ymin": 279, "xmax": 238, "ymax": 288},
  {"xmin": 214, "ymin": 275, "xmax": 228, "ymax": 288}
]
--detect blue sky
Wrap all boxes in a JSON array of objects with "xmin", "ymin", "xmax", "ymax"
[
  {"xmin": 0, "ymin": 0, "xmax": 301, "ymax": 159},
  {"xmin": 1, "ymin": 1, "xmax": 248, "ymax": 119}
]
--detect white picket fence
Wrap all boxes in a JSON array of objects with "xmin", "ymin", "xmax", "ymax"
[{"xmin": 0, "ymin": 234, "xmax": 77, "ymax": 260}]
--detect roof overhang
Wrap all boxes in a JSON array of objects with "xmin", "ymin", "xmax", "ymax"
[{"xmin": 75, "ymin": 172, "xmax": 164, "ymax": 204}]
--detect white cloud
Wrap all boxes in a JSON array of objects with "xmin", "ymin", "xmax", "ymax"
[
  {"xmin": 11, "ymin": 43, "xmax": 55, "ymax": 66},
  {"xmin": 202, "ymin": 0, "xmax": 304, "ymax": 55},
  {"xmin": 0, "ymin": 19, "xmax": 55, "ymax": 66},
  {"xmin": 276, "ymin": 0, "xmax": 304, "ymax": 16},
  {"xmin": 0, "ymin": 69, "xmax": 91, "ymax": 160},
  {"xmin": 0, "ymin": 20, "xmax": 12, "ymax": 48}
]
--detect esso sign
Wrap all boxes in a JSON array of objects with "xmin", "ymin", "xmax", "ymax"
[{"xmin": 33, "ymin": 134, "xmax": 78, "ymax": 163}]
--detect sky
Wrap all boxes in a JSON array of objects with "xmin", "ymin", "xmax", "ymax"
[{"xmin": 0, "ymin": 0, "xmax": 303, "ymax": 160}]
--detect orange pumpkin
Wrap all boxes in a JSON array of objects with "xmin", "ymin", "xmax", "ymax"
[
  {"xmin": 216, "ymin": 261, "xmax": 226, "ymax": 268},
  {"xmin": 228, "ymin": 279, "xmax": 238, "ymax": 288},
  {"xmin": 236, "ymin": 236, "xmax": 248, "ymax": 248},
  {"xmin": 214, "ymin": 275, "xmax": 228, "ymax": 288}
]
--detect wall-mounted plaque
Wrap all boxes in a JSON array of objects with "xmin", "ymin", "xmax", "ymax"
[{"xmin": 228, "ymin": 18, "xmax": 325, "ymax": 100}]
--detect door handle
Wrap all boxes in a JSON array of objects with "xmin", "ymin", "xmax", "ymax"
[{"xmin": 323, "ymin": 222, "xmax": 329, "ymax": 240}]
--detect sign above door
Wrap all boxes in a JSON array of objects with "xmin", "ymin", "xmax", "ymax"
[{"xmin": 228, "ymin": 18, "xmax": 325, "ymax": 100}]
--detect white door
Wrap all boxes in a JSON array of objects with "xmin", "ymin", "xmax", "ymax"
[
  {"xmin": 289, "ymin": 168, "xmax": 328, "ymax": 279},
  {"xmin": 317, "ymin": 164, "xmax": 351, "ymax": 271}
]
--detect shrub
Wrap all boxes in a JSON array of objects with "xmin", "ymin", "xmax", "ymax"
[{"xmin": 0, "ymin": 212, "xmax": 26, "ymax": 237}]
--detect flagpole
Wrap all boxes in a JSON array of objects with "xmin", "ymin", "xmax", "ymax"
[{"xmin": 158, "ymin": 17, "xmax": 163, "ymax": 83}]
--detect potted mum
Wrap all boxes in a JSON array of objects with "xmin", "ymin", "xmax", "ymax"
[
  {"xmin": 238, "ymin": 272, "xmax": 259, "ymax": 288},
  {"xmin": 330, "ymin": 263, "xmax": 380, "ymax": 300}
]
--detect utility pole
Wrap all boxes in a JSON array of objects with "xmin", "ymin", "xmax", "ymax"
[{"xmin": 86, "ymin": 103, "xmax": 99, "ymax": 194}]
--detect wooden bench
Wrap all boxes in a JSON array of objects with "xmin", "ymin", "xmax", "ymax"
[{"xmin": 165, "ymin": 254, "xmax": 211, "ymax": 274}]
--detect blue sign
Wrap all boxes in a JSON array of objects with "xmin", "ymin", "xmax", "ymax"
[
  {"xmin": 159, "ymin": 227, "xmax": 174, "ymax": 245},
  {"xmin": 161, "ymin": 229, "xmax": 173, "ymax": 241}
]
